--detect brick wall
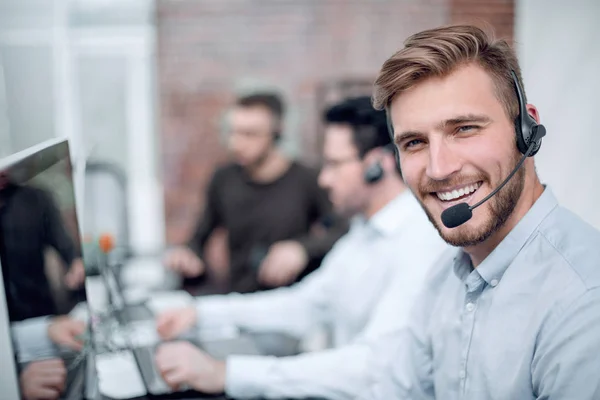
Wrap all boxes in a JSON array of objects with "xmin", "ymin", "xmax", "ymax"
[
  {"xmin": 157, "ymin": 0, "xmax": 514, "ymax": 247},
  {"xmin": 450, "ymin": 0, "xmax": 514, "ymax": 42}
]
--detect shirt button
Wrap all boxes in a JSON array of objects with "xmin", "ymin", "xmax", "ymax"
[
  {"xmin": 465, "ymin": 302, "xmax": 475, "ymax": 312},
  {"xmin": 459, "ymin": 370, "xmax": 466, "ymax": 379},
  {"xmin": 490, "ymin": 279, "xmax": 499, "ymax": 287}
]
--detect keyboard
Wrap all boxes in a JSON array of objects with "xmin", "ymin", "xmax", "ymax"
[
  {"xmin": 133, "ymin": 336, "xmax": 261, "ymax": 397},
  {"xmin": 99, "ymin": 302, "xmax": 260, "ymax": 398}
]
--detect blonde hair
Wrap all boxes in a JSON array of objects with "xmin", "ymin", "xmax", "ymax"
[{"xmin": 373, "ymin": 25, "xmax": 524, "ymax": 121}]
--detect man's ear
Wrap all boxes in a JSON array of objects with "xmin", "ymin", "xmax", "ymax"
[{"xmin": 526, "ymin": 104, "xmax": 541, "ymax": 124}]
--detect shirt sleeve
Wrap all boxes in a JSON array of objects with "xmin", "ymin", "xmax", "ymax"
[
  {"xmin": 225, "ymin": 343, "xmax": 375, "ymax": 400},
  {"xmin": 532, "ymin": 287, "xmax": 600, "ymax": 400},
  {"xmin": 195, "ymin": 245, "xmax": 343, "ymax": 337},
  {"xmin": 187, "ymin": 168, "xmax": 224, "ymax": 258},
  {"xmin": 10, "ymin": 316, "xmax": 57, "ymax": 363}
]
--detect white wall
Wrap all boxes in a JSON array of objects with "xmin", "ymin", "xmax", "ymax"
[
  {"xmin": 0, "ymin": 0, "xmax": 165, "ymax": 254},
  {"xmin": 516, "ymin": 0, "xmax": 600, "ymax": 229}
]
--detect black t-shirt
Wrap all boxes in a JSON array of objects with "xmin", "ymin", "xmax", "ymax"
[
  {"xmin": 0, "ymin": 184, "xmax": 79, "ymax": 321},
  {"xmin": 187, "ymin": 162, "xmax": 347, "ymax": 293}
]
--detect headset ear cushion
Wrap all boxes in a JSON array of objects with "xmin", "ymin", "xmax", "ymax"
[
  {"xmin": 518, "ymin": 113, "xmax": 545, "ymax": 156},
  {"xmin": 364, "ymin": 161, "xmax": 384, "ymax": 184}
]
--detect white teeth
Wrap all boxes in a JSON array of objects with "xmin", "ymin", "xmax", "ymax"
[{"xmin": 436, "ymin": 182, "xmax": 481, "ymax": 201}]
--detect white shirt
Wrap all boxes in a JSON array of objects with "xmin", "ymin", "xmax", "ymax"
[
  {"xmin": 195, "ymin": 191, "xmax": 449, "ymax": 399},
  {"xmin": 11, "ymin": 316, "xmax": 56, "ymax": 363}
]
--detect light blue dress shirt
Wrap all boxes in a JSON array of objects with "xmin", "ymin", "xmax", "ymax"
[{"xmin": 363, "ymin": 187, "xmax": 600, "ymax": 400}]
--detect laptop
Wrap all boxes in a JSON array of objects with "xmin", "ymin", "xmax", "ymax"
[{"xmin": 102, "ymin": 261, "xmax": 261, "ymax": 398}]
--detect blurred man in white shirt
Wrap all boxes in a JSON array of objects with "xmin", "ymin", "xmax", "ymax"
[{"xmin": 152, "ymin": 96, "xmax": 449, "ymax": 399}]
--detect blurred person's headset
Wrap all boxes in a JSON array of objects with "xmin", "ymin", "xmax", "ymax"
[
  {"xmin": 364, "ymin": 160, "xmax": 384, "ymax": 184},
  {"xmin": 353, "ymin": 98, "xmax": 392, "ymax": 185},
  {"xmin": 273, "ymin": 128, "xmax": 282, "ymax": 143}
]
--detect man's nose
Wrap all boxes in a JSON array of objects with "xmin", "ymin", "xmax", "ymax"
[{"xmin": 425, "ymin": 138, "xmax": 461, "ymax": 181}]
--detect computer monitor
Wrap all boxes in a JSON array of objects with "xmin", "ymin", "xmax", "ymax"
[{"xmin": 0, "ymin": 138, "xmax": 90, "ymax": 400}]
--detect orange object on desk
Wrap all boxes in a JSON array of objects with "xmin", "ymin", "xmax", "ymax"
[{"xmin": 98, "ymin": 233, "xmax": 115, "ymax": 253}]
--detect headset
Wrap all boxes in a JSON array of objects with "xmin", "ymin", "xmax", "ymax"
[
  {"xmin": 364, "ymin": 142, "xmax": 404, "ymax": 184},
  {"xmin": 511, "ymin": 70, "xmax": 545, "ymax": 156},
  {"xmin": 364, "ymin": 160, "xmax": 384, "ymax": 184},
  {"xmin": 352, "ymin": 98, "xmax": 389, "ymax": 185},
  {"xmin": 384, "ymin": 69, "xmax": 547, "ymax": 228}
]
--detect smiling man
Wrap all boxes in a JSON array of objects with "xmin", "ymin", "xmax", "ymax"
[{"xmin": 361, "ymin": 25, "xmax": 600, "ymax": 399}]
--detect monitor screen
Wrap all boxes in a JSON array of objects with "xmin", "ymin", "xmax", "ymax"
[{"xmin": 0, "ymin": 139, "xmax": 90, "ymax": 400}]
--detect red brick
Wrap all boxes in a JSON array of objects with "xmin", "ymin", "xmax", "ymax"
[{"xmin": 157, "ymin": 0, "xmax": 514, "ymax": 246}]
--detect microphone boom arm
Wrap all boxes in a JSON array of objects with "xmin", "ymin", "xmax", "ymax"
[{"xmin": 470, "ymin": 136, "xmax": 537, "ymax": 211}]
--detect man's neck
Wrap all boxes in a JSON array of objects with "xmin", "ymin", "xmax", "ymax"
[
  {"xmin": 466, "ymin": 179, "xmax": 545, "ymax": 267},
  {"xmin": 246, "ymin": 150, "xmax": 291, "ymax": 183},
  {"xmin": 364, "ymin": 178, "xmax": 406, "ymax": 219}
]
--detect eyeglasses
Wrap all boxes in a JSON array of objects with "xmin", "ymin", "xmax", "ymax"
[
  {"xmin": 321, "ymin": 157, "xmax": 361, "ymax": 171},
  {"xmin": 229, "ymin": 129, "xmax": 272, "ymax": 140}
]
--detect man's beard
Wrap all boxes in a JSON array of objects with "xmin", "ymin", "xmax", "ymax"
[{"xmin": 419, "ymin": 152, "xmax": 525, "ymax": 247}]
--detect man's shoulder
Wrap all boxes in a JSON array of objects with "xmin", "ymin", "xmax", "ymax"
[
  {"xmin": 212, "ymin": 162, "xmax": 240, "ymax": 177},
  {"xmin": 288, "ymin": 161, "xmax": 320, "ymax": 182},
  {"xmin": 536, "ymin": 205, "xmax": 600, "ymax": 290},
  {"xmin": 8, "ymin": 184, "xmax": 50, "ymax": 203},
  {"xmin": 209, "ymin": 163, "xmax": 248, "ymax": 187}
]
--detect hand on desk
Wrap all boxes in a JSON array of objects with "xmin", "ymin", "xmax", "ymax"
[
  {"xmin": 155, "ymin": 341, "xmax": 226, "ymax": 394},
  {"xmin": 164, "ymin": 247, "xmax": 205, "ymax": 278},
  {"xmin": 20, "ymin": 358, "xmax": 66, "ymax": 400},
  {"xmin": 258, "ymin": 240, "xmax": 308, "ymax": 287},
  {"xmin": 48, "ymin": 315, "xmax": 86, "ymax": 351},
  {"xmin": 156, "ymin": 306, "xmax": 198, "ymax": 340}
]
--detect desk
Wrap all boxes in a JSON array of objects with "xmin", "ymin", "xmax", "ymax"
[
  {"xmin": 92, "ymin": 334, "xmax": 313, "ymax": 400},
  {"xmin": 85, "ymin": 262, "xmax": 314, "ymax": 400},
  {"xmin": 89, "ymin": 303, "xmax": 261, "ymax": 400}
]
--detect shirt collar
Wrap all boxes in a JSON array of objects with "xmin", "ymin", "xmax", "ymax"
[{"xmin": 454, "ymin": 186, "xmax": 559, "ymax": 286}]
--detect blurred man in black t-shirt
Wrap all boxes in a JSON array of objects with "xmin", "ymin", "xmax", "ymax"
[
  {"xmin": 0, "ymin": 171, "xmax": 85, "ymax": 322},
  {"xmin": 164, "ymin": 92, "xmax": 347, "ymax": 294}
]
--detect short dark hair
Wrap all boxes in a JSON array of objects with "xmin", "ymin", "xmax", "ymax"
[
  {"xmin": 324, "ymin": 96, "xmax": 391, "ymax": 157},
  {"xmin": 236, "ymin": 92, "xmax": 286, "ymax": 121}
]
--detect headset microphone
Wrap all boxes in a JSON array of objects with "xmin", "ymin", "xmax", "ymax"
[
  {"xmin": 440, "ymin": 139, "xmax": 537, "ymax": 228},
  {"xmin": 440, "ymin": 70, "xmax": 546, "ymax": 229}
]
